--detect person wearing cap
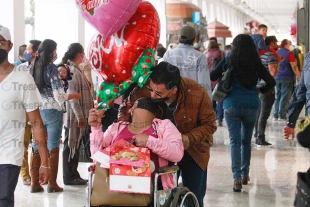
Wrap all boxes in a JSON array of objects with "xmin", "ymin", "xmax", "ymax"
[
  {"xmin": 14, "ymin": 44, "xmax": 27, "ymax": 66},
  {"xmin": 254, "ymin": 36, "xmax": 279, "ymax": 147},
  {"xmin": 283, "ymin": 50, "xmax": 310, "ymax": 140},
  {"xmin": 0, "ymin": 25, "xmax": 49, "ymax": 206},
  {"xmin": 163, "ymin": 25, "xmax": 212, "ymax": 99},
  {"xmin": 15, "ymin": 39, "xmax": 41, "ymax": 186},
  {"xmin": 89, "ymin": 62, "xmax": 217, "ymax": 207},
  {"xmin": 90, "ymin": 97, "xmax": 184, "ymax": 197}
]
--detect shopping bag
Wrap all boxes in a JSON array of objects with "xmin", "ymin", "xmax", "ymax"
[
  {"xmin": 109, "ymin": 140, "xmax": 151, "ymax": 194},
  {"xmin": 90, "ymin": 162, "xmax": 152, "ymax": 206}
]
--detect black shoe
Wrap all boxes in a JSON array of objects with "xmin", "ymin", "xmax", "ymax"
[
  {"xmin": 233, "ymin": 179, "xmax": 242, "ymax": 192},
  {"xmin": 255, "ymin": 140, "xmax": 272, "ymax": 147},
  {"xmin": 242, "ymin": 176, "xmax": 250, "ymax": 185},
  {"xmin": 64, "ymin": 178, "xmax": 87, "ymax": 185}
]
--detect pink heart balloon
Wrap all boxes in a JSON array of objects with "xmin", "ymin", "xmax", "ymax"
[{"xmin": 75, "ymin": 0, "xmax": 142, "ymax": 39}]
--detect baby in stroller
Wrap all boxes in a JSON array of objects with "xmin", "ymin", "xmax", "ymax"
[{"xmin": 89, "ymin": 97, "xmax": 184, "ymax": 207}]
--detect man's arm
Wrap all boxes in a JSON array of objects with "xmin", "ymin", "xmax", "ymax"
[
  {"xmin": 284, "ymin": 70, "xmax": 307, "ymax": 139},
  {"xmin": 27, "ymin": 109, "xmax": 49, "ymax": 183},
  {"xmin": 267, "ymin": 53, "xmax": 278, "ymax": 77},
  {"xmin": 268, "ymin": 63, "xmax": 278, "ymax": 77},
  {"xmin": 185, "ymin": 88, "xmax": 217, "ymax": 147},
  {"xmin": 290, "ymin": 62, "xmax": 301, "ymax": 82},
  {"xmin": 288, "ymin": 52, "xmax": 300, "ymax": 81}
]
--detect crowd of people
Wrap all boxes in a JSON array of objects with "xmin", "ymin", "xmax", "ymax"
[{"xmin": 0, "ymin": 22, "xmax": 308, "ymax": 207}]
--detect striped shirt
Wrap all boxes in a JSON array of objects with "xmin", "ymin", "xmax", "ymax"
[{"xmin": 260, "ymin": 51, "xmax": 277, "ymax": 70}]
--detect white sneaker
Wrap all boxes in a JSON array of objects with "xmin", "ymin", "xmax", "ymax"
[
  {"xmin": 272, "ymin": 118, "xmax": 278, "ymax": 121},
  {"xmin": 278, "ymin": 118, "xmax": 286, "ymax": 122}
]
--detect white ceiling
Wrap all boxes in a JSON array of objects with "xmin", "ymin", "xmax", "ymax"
[{"xmin": 223, "ymin": 0, "xmax": 300, "ymax": 34}]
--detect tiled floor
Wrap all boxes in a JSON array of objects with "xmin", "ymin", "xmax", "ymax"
[{"xmin": 14, "ymin": 119, "xmax": 310, "ymax": 207}]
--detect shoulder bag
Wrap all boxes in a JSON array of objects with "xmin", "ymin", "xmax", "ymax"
[{"xmin": 212, "ymin": 67, "xmax": 233, "ymax": 102}]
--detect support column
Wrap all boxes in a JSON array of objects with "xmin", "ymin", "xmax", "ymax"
[
  {"xmin": 0, "ymin": 0, "xmax": 25, "ymax": 62},
  {"xmin": 78, "ymin": 13, "xmax": 86, "ymax": 48}
]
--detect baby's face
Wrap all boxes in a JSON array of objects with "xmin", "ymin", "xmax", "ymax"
[{"xmin": 58, "ymin": 66, "xmax": 68, "ymax": 79}]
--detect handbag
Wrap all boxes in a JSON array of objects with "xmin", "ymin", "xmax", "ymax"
[
  {"xmin": 212, "ymin": 67, "xmax": 233, "ymax": 102},
  {"xmin": 79, "ymin": 126, "xmax": 92, "ymax": 163},
  {"xmin": 294, "ymin": 169, "xmax": 310, "ymax": 207},
  {"xmin": 90, "ymin": 162, "xmax": 152, "ymax": 206}
]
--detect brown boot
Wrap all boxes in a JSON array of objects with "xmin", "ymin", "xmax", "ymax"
[
  {"xmin": 47, "ymin": 148, "xmax": 63, "ymax": 193},
  {"xmin": 30, "ymin": 151, "xmax": 44, "ymax": 193}
]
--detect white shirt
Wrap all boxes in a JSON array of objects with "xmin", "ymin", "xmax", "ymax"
[{"xmin": 0, "ymin": 67, "xmax": 42, "ymax": 166}]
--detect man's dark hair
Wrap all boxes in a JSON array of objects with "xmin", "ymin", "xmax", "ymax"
[
  {"xmin": 179, "ymin": 38, "xmax": 195, "ymax": 45},
  {"xmin": 19, "ymin": 44, "xmax": 27, "ymax": 56},
  {"xmin": 30, "ymin": 40, "xmax": 42, "ymax": 53},
  {"xmin": 265, "ymin": 36, "xmax": 277, "ymax": 46},
  {"xmin": 156, "ymin": 46, "xmax": 166, "ymax": 58},
  {"xmin": 258, "ymin": 24, "xmax": 268, "ymax": 30},
  {"xmin": 209, "ymin": 37, "xmax": 218, "ymax": 43},
  {"xmin": 149, "ymin": 61, "xmax": 181, "ymax": 90}
]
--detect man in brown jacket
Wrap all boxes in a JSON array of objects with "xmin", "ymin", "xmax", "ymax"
[
  {"xmin": 90, "ymin": 62, "xmax": 216, "ymax": 207},
  {"xmin": 122, "ymin": 62, "xmax": 216, "ymax": 207}
]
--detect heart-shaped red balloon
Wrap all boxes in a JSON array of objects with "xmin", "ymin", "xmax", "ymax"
[
  {"xmin": 88, "ymin": 1, "xmax": 160, "ymax": 85},
  {"xmin": 75, "ymin": 0, "xmax": 141, "ymax": 39}
]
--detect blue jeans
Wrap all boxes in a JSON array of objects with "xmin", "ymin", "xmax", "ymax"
[
  {"xmin": 32, "ymin": 109, "xmax": 63, "ymax": 153},
  {"xmin": 225, "ymin": 107, "xmax": 258, "ymax": 180},
  {"xmin": 178, "ymin": 151, "xmax": 207, "ymax": 207},
  {"xmin": 216, "ymin": 101, "xmax": 224, "ymax": 121},
  {"xmin": 0, "ymin": 164, "xmax": 20, "ymax": 207},
  {"xmin": 273, "ymin": 79, "xmax": 294, "ymax": 119}
]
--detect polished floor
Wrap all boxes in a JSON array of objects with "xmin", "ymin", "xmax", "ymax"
[{"xmin": 14, "ymin": 117, "xmax": 310, "ymax": 207}]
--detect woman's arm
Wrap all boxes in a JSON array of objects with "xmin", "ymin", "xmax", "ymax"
[
  {"xmin": 146, "ymin": 120, "xmax": 184, "ymax": 162},
  {"xmin": 210, "ymin": 58, "xmax": 226, "ymax": 81}
]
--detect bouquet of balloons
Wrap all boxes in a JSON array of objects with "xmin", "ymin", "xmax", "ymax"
[{"xmin": 75, "ymin": 0, "xmax": 160, "ymax": 109}]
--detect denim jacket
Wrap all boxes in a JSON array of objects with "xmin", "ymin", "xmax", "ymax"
[{"xmin": 287, "ymin": 52, "xmax": 310, "ymax": 127}]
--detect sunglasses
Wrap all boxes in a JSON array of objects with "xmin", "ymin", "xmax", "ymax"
[{"xmin": 146, "ymin": 85, "xmax": 175, "ymax": 98}]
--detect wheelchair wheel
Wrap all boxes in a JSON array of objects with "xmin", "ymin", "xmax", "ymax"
[
  {"xmin": 168, "ymin": 187, "xmax": 200, "ymax": 207},
  {"xmin": 179, "ymin": 191, "xmax": 200, "ymax": 207}
]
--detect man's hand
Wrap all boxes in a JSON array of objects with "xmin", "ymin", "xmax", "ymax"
[
  {"xmin": 283, "ymin": 125, "xmax": 295, "ymax": 140},
  {"xmin": 78, "ymin": 118, "xmax": 86, "ymax": 128},
  {"xmin": 39, "ymin": 167, "xmax": 49, "ymax": 184},
  {"xmin": 133, "ymin": 134, "xmax": 149, "ymax": 147},
  {"xmin": 182, "ymin": 134, "xmax": 190, "ymax": 149},
  {"xmin": 88, "ymin": 109, "xmax": 106, "ymax": 127}
]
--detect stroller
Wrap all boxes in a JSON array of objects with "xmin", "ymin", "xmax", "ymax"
[{"xmin": 87, "ymin": 163, "xmax": 200, "ymax": 207}]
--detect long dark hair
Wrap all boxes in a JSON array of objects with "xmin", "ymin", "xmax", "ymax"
[
  {"xmin": 229, "ymin": 34, "xmax": 264, "ymax": 88},
  {"xmin": 62, "ymin": 43, "xmax": 84, "ymax": 63},
  {"xmin": 31, "ymin": 39, "xmax": 57, "ymax": 92}
]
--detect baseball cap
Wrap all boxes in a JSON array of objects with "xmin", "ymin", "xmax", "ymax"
[
  {"xmin": 0, "ymin": 25, "xmax": 11, "ymax": 41},
  {"xmin": 179, "ymin": 26, "xmax": 196, "ymax": 40}
]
